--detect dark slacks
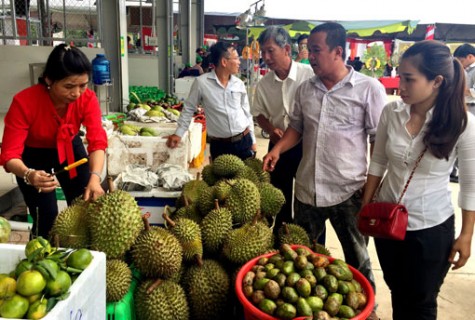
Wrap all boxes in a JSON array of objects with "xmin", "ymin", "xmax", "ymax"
[
  {"xmin": 16, "ymin": 135, "xmax": 91, "ymax": 238},
  {"xmin": 294, "ymin": 192, "xmax": 376, "ymax": 291},
  {"xmin": 268, "ymin": 141, "xmax": 302, "ymax": 230},
  {"xmin": 209, "ymin": 133, "xmax": 254, "ymax": 161},
  {"xmin": 375, "ymin": 215, "xmax": 454, "ymax": 320}
]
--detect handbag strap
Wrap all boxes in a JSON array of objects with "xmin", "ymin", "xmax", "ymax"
[{"xmin": 396, "ymin": 147, "xmax": 427, "ymax": 204}]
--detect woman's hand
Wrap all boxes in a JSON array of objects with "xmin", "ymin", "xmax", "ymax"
[
  {"xmin": 83, "ymin": 180, "xmax": 105, "ymax": 202},
  {"xmin": 29, "ymin": 170, "xmax": 59, "ymax": 193},
  {"xmin": 449, "ymin": 234, "xmax": 472, "ymax": 270}
]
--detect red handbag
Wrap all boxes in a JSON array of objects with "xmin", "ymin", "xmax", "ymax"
[
  {"xmin": 358, "ymin": 148, "xmax": 426, "ymax": 241},
  {"xmin": 358, "ymin": 202, "xmax": 408, "ymax": 240}
]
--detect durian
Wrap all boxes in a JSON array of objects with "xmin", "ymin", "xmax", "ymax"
[
  {"xmin": 235, "ymin": 165, "xmax": 260, "ymax": 185},
  {"xmin": 171, "ymin": 200, "xmax": 202, "ymax": 224},
  {"xmin": 222, "ymin": 218, "xmax": 273, "ymax": 264},
  {"xmin": 50, "ymin": 197, "xmax": 90, "ymax": 249},
  {"xmin": 278, "ymin": 223, "xmax": 311, "ymax": 247},
  {"xmin": 201, "ymin": 164, "xmax": 219, "ymax": 186},
  {"xmin": 131, "ymin": 222, "xmax": 183, "ymax": 279},
  {"xmin": 163, "ymin": 211, "xmax": 203, "ymax": 262},
  {"xmin": 259, "ymin": 182, "xmax": 286, "ymax": 221},
  {"xmin": 244, "ymin": 157, "xmax": 271, "ymax": 183},
  {"xmin": 212, "ymin": 154, "xmax": 245, "ymax": 178},
  {"xmin": 134, "ymin": 279, "xmax": 189, "ymax": 320},
  {"xmin": 88, "ymin": 184, "xmax": 143, "ymax": 259},
  {"xmin": 182, "ymin": 259, "xmax": 230, "ymax": 320},
  {"xmin": 179, "ymin": 173, "xmax": 208, "ymax": 207},
  {"xmin": 200, "ymin": 200, "xmax": 233, "ymax": 254},
  {"xmin": 106, "ymin": 259, "xmax": 132, "ymax": 302},
  {"xmin": 196, "ymin": 185, "xmax": 216, "ymax": 216},
  {"xmin": 312, "ymin": 240, "xmax": 332, "ymax": 257},
  {"xmin": 224, "ymin": 178, "xmax": 261, "ymax": 224}
]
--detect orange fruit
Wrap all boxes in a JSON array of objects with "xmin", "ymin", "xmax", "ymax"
[{"xmin": 16, "ymin": 270, "xmax": 46, "ymax": 297}]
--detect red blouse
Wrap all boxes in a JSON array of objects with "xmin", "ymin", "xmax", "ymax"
[{"xmin": 0, "ymin": 84, "xmax": 107, "ymax": 177}]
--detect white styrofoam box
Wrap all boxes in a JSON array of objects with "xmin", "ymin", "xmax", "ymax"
[
  {"xmin": 0, "ymin": 243, "xmax": 106, "ymax": 320},
  {"xmin": 174, "ymin": 77, "xmax": 196, "ymax": 100},
  {"xmin": 107, "ymin": 122, "xmax": 202, "ymax": 176},
  {"xmin": 129, "ymin": 189, "xmax": 181, "ymax": 225}
]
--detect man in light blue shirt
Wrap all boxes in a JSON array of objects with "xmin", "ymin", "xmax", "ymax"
[{"xmin": 167, "ymin": 42, "xmax": 256, "ymax": 160}]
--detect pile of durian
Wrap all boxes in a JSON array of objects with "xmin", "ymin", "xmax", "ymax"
[{"xmin": 49, "ymin": 154, "xmax": 324, "ymax": 320}]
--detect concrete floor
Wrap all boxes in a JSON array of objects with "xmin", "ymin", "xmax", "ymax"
[{"xmin": 252, "ymin": 128, "xmax": 475, "ymax": 320}]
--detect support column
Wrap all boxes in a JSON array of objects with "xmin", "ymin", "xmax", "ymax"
[
  {"xmin": 155, "ymin": 0, "xmax": 174, "ymax": 93},
  {"xmin": 98, "ymin": 0, "xmax": 129, "ymax": 112},
  {"xmin": 179, "ymin": 0, "xmax": 191, "ymax": 66}
]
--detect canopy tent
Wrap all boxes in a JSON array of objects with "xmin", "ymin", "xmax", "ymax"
[{"xmin": 244, "ymin": 19, "xmax": 418, "ymax": 40}]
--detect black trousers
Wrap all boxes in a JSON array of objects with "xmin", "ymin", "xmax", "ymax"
[
  {"xmin": 209, "ymin": 133, "xmax": 254, "ymax": 161},
  {"xmin": 267, "ymin": 141, "xmax": 302, "ymax": 230},
  {"xmin": 375, "ymin": 215, "xmax": 454, "ymax": 320},
  {"xmin": 16, "ymin": 135, "xmax": 91, "ymax": 239}
]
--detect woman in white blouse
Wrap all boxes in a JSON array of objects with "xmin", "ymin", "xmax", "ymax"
[{"xmin": 362, "ymin": 40, "xmax": 475, "ymax": 320}]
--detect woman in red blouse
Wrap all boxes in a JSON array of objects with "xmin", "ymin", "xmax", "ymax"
[{"xmin": 0, "ymin": 44, "xmax": 107, "ymax": 238}]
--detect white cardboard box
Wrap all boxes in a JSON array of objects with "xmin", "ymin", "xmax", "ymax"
[
  {"xmin": 107, "ymin": 122, "xmax": 202, "ymax": 176},
  {"xmin": 0, "ymin": 243, "xmax": 106, "ymax": 320}
]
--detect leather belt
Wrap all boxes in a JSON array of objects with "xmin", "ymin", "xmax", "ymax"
[{"xmin": 209, "ymin": 127, "xmax": 250, "ymax": 143}]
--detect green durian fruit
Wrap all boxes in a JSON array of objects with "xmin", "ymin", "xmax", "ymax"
[
  {"xmin": 163, "ymin": 212, "xmax": 203, "ymax": 263},
  {"xmin": 50, "ymin": 197, "xmax": 90, "ymax": 249},
  {"xmin": 130, "ymin": 225, "xmax": 183, "ymax": 279},
  {"xmin": 134, "ymin": 279, "xmax": 189, "ymax": 320},
  {"xmin": 200, "ymin": 200, "xmax": 233, "ymax": 254},
  {"xmin": 259, "ymin": 182, "xmax": 286, "ymax": 218},
  {"xmin": 197, "ymin": 185, "xmax": 216, "ymax": 216},
  {"xmin": 222, "ymin": 219, "xmax": 273, "ymax": 265},
  {"xmin": 212, "ymin": 154, "xmax": 245, "ymax": 178},
  {"xmin": 201, "ymin": 164, "xmax": 219, "ymax": 186},
  {"xmin": 224, "ymin": 178, "xmax": 261, "ymax": 225},
  {"xmin": 106, "ymin": 259, "xmax": 132, "ymax": 302},
  {"xmin": 278, "ymin": 223, "xmax": 311, "ymax": 247},
  {"xmin": 235, "ymin": 165, "xmax": 260, "ymax": 185},
  {"xmin": 88, "ymin": 190, "xmax": 143, "ymax": 259},
  {"xmin": 182, "ymin": 259, "xmax": 230, "ymax": 320}
]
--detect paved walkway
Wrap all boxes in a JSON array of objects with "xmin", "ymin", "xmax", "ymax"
[{"xmin": 253, "ymin": 128, "xmax": 474, "ymax": 320}]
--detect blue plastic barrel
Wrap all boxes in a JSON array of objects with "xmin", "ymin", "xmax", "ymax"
[{"xmin": 92, "ymin": 53, "xmax": 111, "ymax": 85}]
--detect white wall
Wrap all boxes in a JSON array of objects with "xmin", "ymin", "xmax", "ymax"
[{"xmin": 0, "ymin": 46, "xmax": 105, "ymax": 112}]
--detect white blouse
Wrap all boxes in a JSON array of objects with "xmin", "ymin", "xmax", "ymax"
[{"xmin": 368, "ymin": 100, "xmax": 475, "ymax": 230}]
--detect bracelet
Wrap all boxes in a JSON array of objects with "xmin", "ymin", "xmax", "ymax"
[
  {"xmin": 23, "ymin": 168, "xmax": 35, "ymax": 185},
  {"xmin": 90, "ymin": 171, "xmax": 102, "ymax": 182}
]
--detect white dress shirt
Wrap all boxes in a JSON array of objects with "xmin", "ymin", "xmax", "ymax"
[
  {"xmin": 465, "ymin": 62, "xmax": 475, "ymax": 106},
  {"xmin": 175, "ymin": 70, "xmax": 255, "ymax": 143},
  {"xmin": 368, "ymin": 100, "xmax": 475, "ymax": 230},
  {"xmin": 251, "ymin": 61, "xmax": 314, "ymax": 130},
  {"xmin": 290, "ymin": 67, "xmax": 387, "ymax": 207}
]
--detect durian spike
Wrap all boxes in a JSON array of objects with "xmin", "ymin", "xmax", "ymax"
[
  {"xmin": 162, "ymin": 207, "xmax": 176, "ymax": 228},
  {"xmin": 107, "ymin": 176, "xmax": 114, "ymax": 193},
  {"xmin": 142, "ymin": 215, "xmax": 151, "ymax": 231},
  {"xmin": 146, "ymin": 278, "xmax": 162, "ymax": 294},
  {"xmin": 213, "ymin": 199, "xmax": 220, "ymax": 210}
]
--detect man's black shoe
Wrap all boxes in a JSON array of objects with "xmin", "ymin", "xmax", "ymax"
[{"xmin": 450, "ymin": 175, "xmax": 459, "ymax": 183}]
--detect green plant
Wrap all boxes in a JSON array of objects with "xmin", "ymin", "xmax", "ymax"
[{"xmin": 361, "ymin": 44, "xmax": 388, "ymax": 78}]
